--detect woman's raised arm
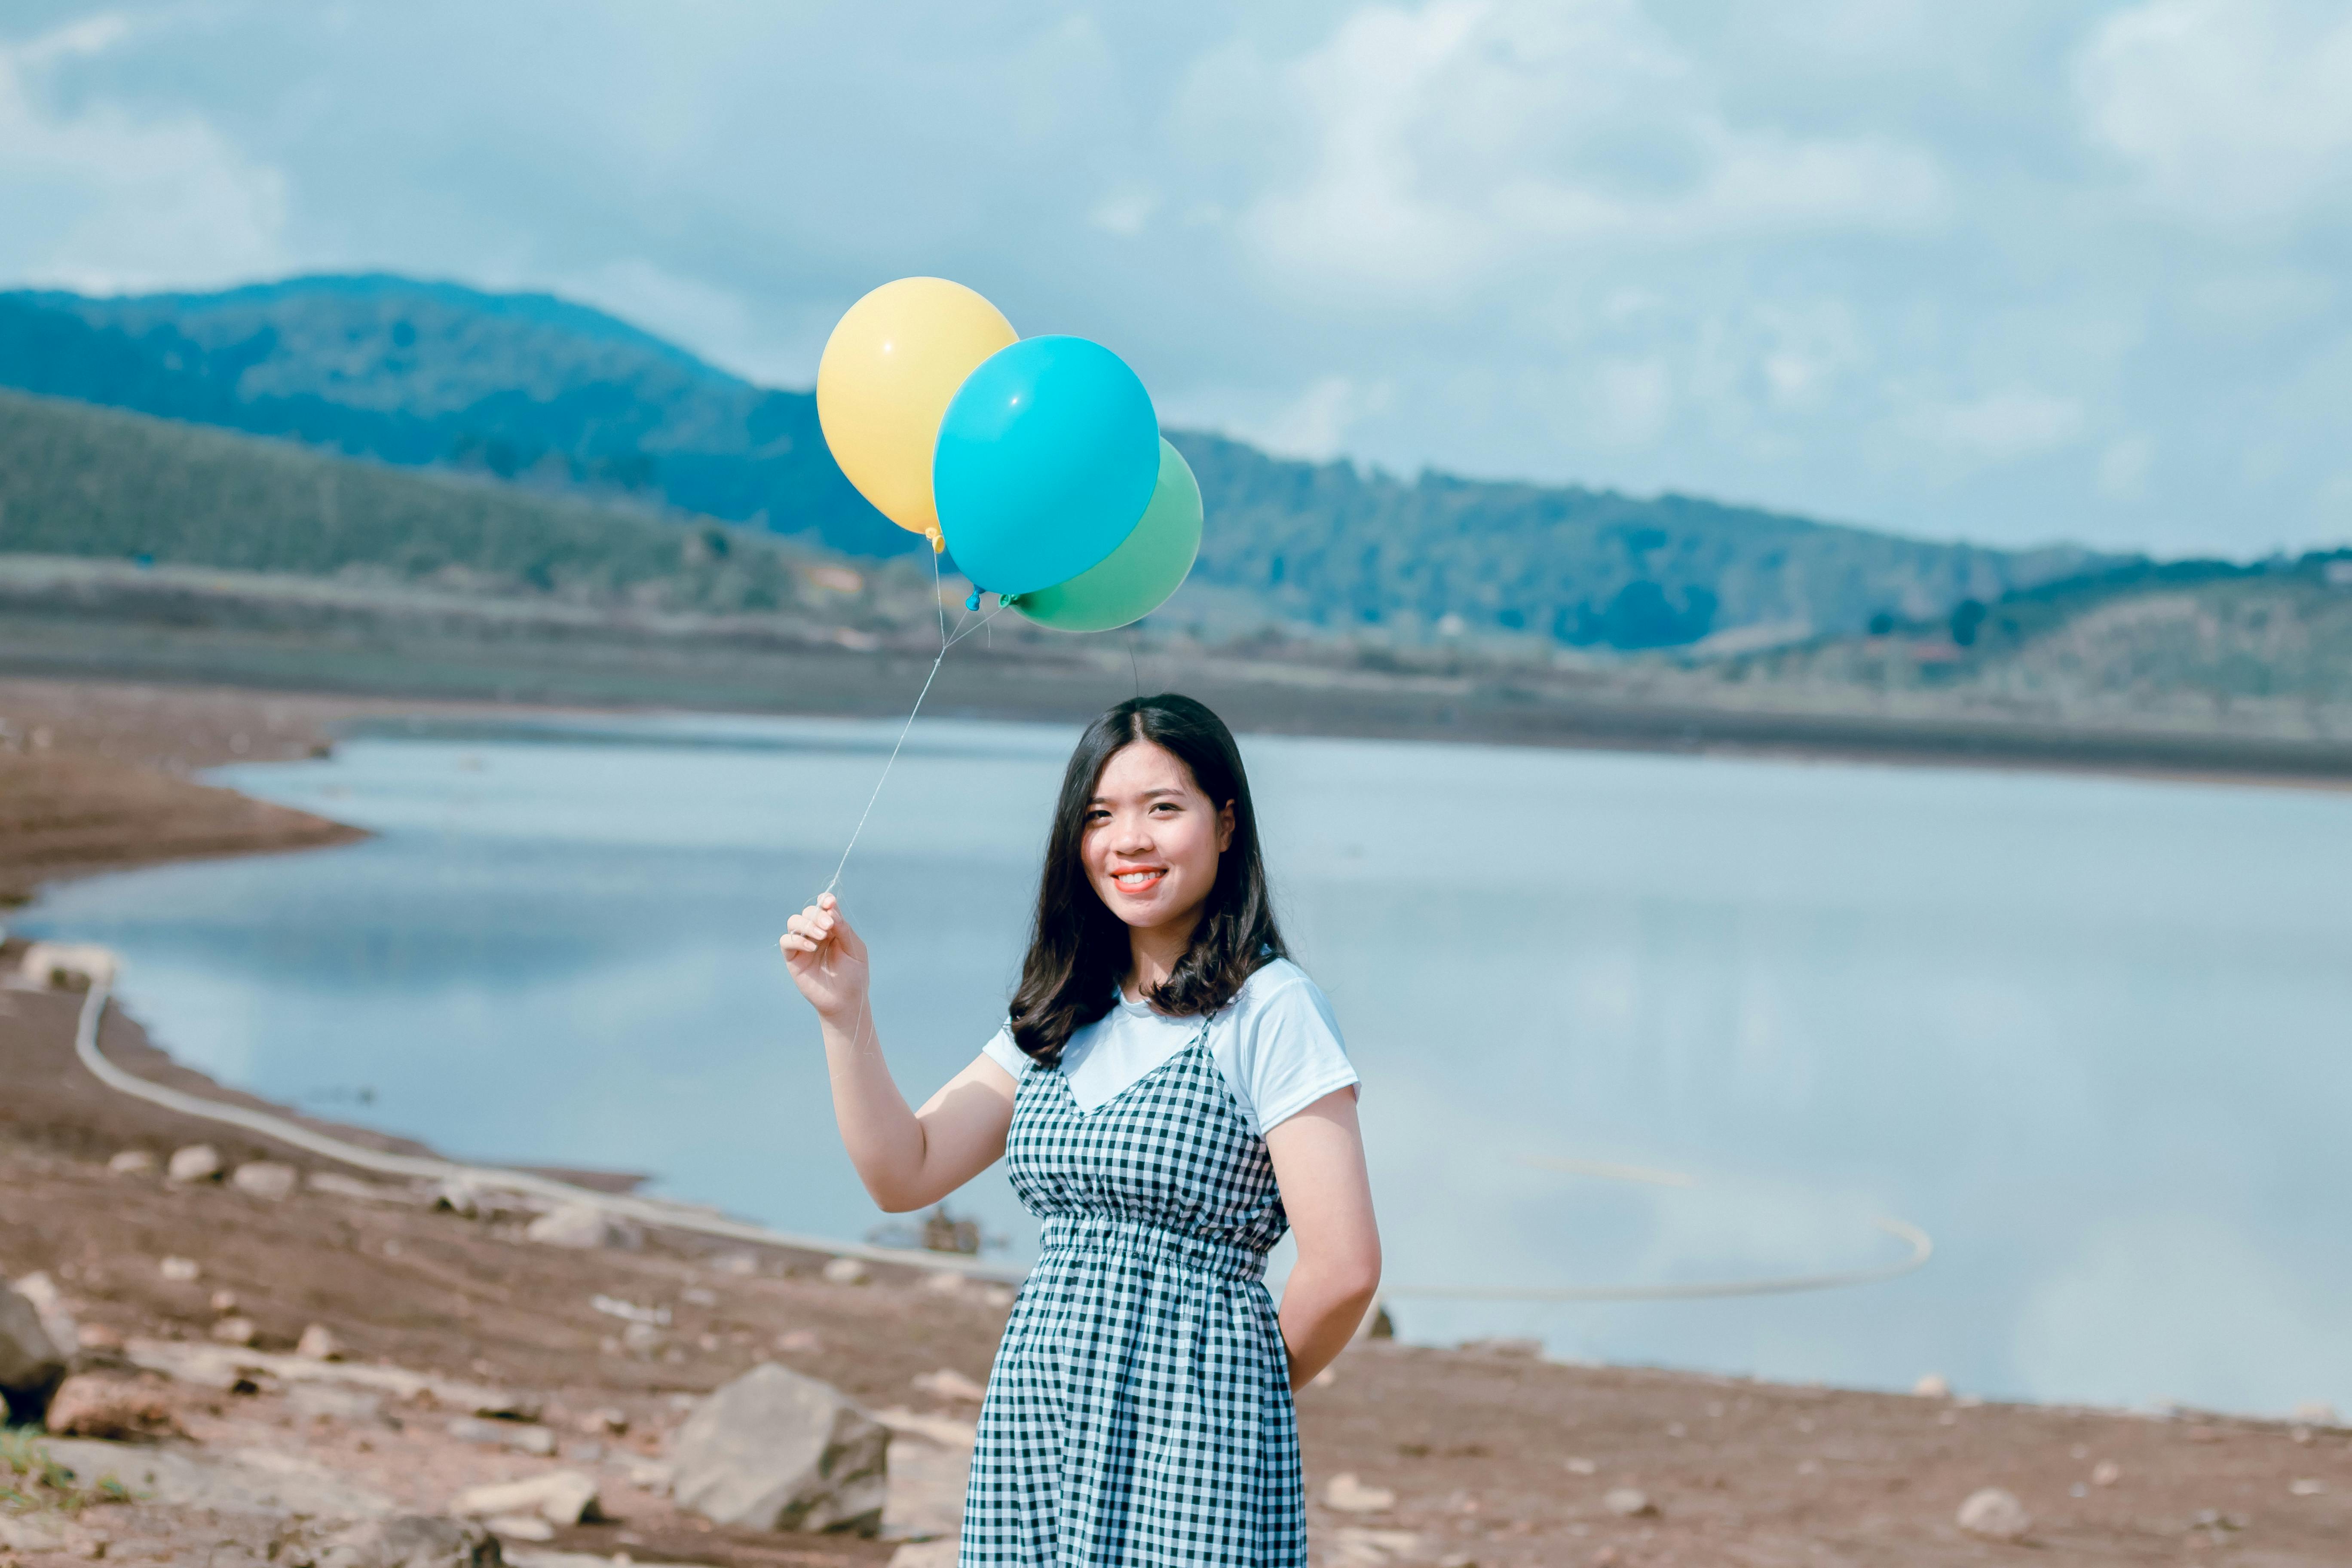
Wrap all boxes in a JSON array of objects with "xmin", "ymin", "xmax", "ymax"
[{"xmin": 781, "ymin": 894, "xmax": 1019, "ymax": 1212}]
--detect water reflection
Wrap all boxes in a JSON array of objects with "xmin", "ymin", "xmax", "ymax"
[{"xmin": 23, "ymin": 714, "xmax": 2352, "ymax": 1418}]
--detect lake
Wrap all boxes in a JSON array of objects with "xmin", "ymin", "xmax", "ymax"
[{"xmin": 20, "ymin": 711, "xmax": 2352, "ymax": 1419}]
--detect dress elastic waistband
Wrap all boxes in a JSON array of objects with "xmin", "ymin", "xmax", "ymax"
[{"xmin": 1039, "ymin": 1215, "xmax": 1269, "ymax": 1282}]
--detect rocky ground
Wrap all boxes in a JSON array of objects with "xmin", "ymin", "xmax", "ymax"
[{"xmin": 3, "ymin": 678, "xmax": 2349, "ymax": 1567}]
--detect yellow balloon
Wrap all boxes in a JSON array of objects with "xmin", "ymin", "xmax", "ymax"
[{"xmin": 817, "ymin": 278, "xmax": 1017, "ymax": 539}]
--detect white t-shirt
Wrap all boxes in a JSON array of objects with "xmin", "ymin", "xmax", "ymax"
[{"xmin": 980, "ymin": 958, "xmax": 1357, "ymax": 1138}]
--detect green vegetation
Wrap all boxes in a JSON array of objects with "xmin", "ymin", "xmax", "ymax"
[
  {"xmin": 1727, "ymin": 554, "xmax": 2352, "ymax": 715},
  {"xmin": 0, "ymin": 388, "xmax": 911, "ymax": 622},
  {"xmin": 0, "ymin": 1427, "xmax": 132, "ymax": 1514}
]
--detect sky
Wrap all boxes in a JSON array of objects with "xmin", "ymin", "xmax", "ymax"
[{"xmin": 2, "ymin": 1, "xmax": 2350, "ymax": 559}]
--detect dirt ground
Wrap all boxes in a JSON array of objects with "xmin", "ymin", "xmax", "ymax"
[
  {"xmin": 3, "ymin": 677, "xmax": 2349, "ymax": 1566},
  {"xmin": 0, "ymin": 678, "xmax": 379, "ymax": 906}
]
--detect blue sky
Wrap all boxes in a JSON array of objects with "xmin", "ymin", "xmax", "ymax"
[{"xmin": 3, "ymin": 1, "xmax": 2349, "ymax": 557}]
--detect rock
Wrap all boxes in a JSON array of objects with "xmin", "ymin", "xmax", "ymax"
[
  {"xmin": 212, "ymin": 1316, "xmax": 260, "ymax": 1346},
  {"xmin": 298, "ymin": 1323, "xmax": 344, "ymax": 1360},
  {"xmin": 680, "ymin": 1286, "xmax": 719, "ymax": 1308},
  {"xmin": 44, "ymin": 1373, "xmax": 184, "ymax": 1440},
  {"xmin": 1602, "ymin": 1487, "xmax": 1657, "ymax": 1519},
  {"xmin": 1326, "ymin": 1528, "xmax": 1424, "ymax": 1567},
  {"xmin": 233, "ymin": 1162, "xmax": 300, "ymax": 1200},
  {"xmin": 911, "ymin": 1368, "xmax": 986, "ymax": 1403},
  {"xmin": 887, "ymin": 1543, "xmax": 959, "ymax": 1568},
  {"xmin": 430, "ymin": 1179, "xmax": 485, "ymax": 1217},
  {"xmin": 168, "ymin": 1144, "xmax": 224, "ymax": 1183},
  {"xmin": 483, "ymin": 1515, "xmax": 553, "ymax": 1542},
  {"xmin": 712, "ymin": 1251, "xmax": 761, "ymax": 1276},
  {"xmin": 620, "ymin": 1321, "xmax": 665, "ymax": 1356},
  {"xmin": 578, "ymin": 1407, "xmax": 627, "ymax": 1436},
  {"xmin": 1323, "ymin": 1473, "xmax": 1397, "ymax": 1513},
  {"xmin": 2092, "ymin": 1460, "xmax": 2120, "ymax": 1487},
  {"xmin": 775, "ymin": 1329, "xmax": 821, "ymax": 1354},
  {"xmin": 289, "ymin": 1383, "xmax": 385, "ymax": 1424},
  {"xmin": 2291, "ymin": 1477, "xmax": 2326, "ymax": 1496},
  {"xmin": 107, "ymin": 1149, "xmax": 157, "ymax": 1176},
  {"xmin": 1956, "ymin": 1487, "xmax": 2031, "ymax": 1542},
  {"xmin": 306, "ymin": 1514, "xmax": 503, "ymax": 1568},
  {"xmin": 669, "ymin": 1361, "xmax": 889, "ymax": 1534},
  {"xmin": 77, "ymin": 1323, "xmax": 125, "ymax": 1353},
  {"xmin": 523, "ymin": 1206, "xmax": 641, "ymax": 1251},
  {"xmin": 12, "ymin": 1272, "xmax": 79, "ymax": 1352},
  {"xmin": 309, "ymin": 1171, "xmax": 426, "ymax": 1206},
  {"xmin": 451, "ymin": 1470, "xmax": 601, "ymax": 1526},
  {"xmin": 821, "ymin": 1257, "xmax": 868, "ymax": 1285},
  {"xmin": 2291, "ymin": 1400, "xmax": 2340, "ymax": 1427},
  {"xmin": 623, "ymin": 1459, "xmax": 674, "ymax": 1495},
  {"xmin": 1564, "ymin": 1456, "xmax": 1598, "ymax": 1476},
  {"xmin": 1913, "ymin": 1373, "xmax": 1951, "ymax": 1398},
  {"xmin": 158, "ymin": 1256, "xmax": 202, "ymax": 1282},
  {"xmin": 447, "ymin": 1418, "xmax": 556, "ymax": 1456},
  {"xmin": 212, "ymin": 1289, "xmax": 242, "ymax": 1314},
  {"xmin": 19, "ymin": 942, "xmax": 116, "ymax": 988},
  {"xmin": 921, "ymin": 1271, "xmax": 964, "ymax": 1295},
  {"xmin": 0, "ymin": 1277, "xmax": 68, "ymax": 1423},
  {"xmin": 0, "ymin": 1514, "xmax": 69, "ymax": 1553},
  {"xmin": 43, "ymin": 1436, "xmax": 396, "ymax": 1517},
  {"xmin": 126, "ymin": 1336, "xmax": 533, "ymax": 1418},
  {"xmin": 562, "ymin": 1439, "xmax": 603, "ymax": 1464}
]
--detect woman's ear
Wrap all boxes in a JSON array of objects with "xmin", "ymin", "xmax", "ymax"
[{"xmin": 1217, "ymin": 800, "xmax": 1235, "ymax": 854}]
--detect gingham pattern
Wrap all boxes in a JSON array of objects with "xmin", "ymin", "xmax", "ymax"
[{"xmin": 962, "ymin": 1025, "xmax": 1305, "ymax": 1565}]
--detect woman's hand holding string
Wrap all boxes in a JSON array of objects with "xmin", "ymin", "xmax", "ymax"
[
  {"xmin": 780, "ymin": 893, "xmax": 870, "ymax": 1024},
  {"xmin": 778, "ymin": 893, "xmax": 1019, "ymax": 1213}
]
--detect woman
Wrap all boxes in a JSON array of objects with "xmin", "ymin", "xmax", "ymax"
[{"xmin": 780, "ymin": 693, "xmax": 1381, "ymax": 1566}]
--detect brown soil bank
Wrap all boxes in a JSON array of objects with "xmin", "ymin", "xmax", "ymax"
[
  {"xmin": 1, "ymin": 960, "xmax": 2346, "ymax": 1565},
  {"xmin": 0, "ymin": 678, "xmax": 368, "ymax": 906}
]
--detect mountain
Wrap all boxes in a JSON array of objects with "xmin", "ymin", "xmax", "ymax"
[{"xmin": 0, "ymin": 274, "xmax": 2122, "ymax": 649}]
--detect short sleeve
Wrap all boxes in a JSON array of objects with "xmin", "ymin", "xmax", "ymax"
[
  {"xmin": 980, "ymin": 1023, "xmax": 1029, "ymax": 1080},
  {"xmin": 1227, "ymin": 966, "xmax": 1359, "ymax": 1135}
]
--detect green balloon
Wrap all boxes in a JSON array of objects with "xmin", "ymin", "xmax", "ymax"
[{"xmin": 1009, "ymin": 438, "xmax": 1201, "ymax": 632}]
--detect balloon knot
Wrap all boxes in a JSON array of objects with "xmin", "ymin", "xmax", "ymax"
[
  {"xmin": 929, "ymin": 530, "xmax": 946, "ymax": 554},
  {"xmin": 965, "ymin": 591, "xmax": 983, "ymax": 612}
]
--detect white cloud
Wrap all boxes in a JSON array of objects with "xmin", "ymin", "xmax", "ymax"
[
  {"xmin": 1214, "ymin": 0, "xmax": 1947, "ymax": 300},
  {"xmin": 2078, "ymin": 0, "xmax": 2352, "ymax": 226},
  {"xmin": 1914, "ymin": 389, "xmax": 2088, "ymax": 464},
  {"xmin": 0, "ymin": 12, "xmax": 287, "ymax": 292},
  {"xmin": 1212, "ymin": 374, "xmax": 1398, "ymax": 463},
  {"xmin": 2096, "ymin": 435, "xmax": 2154, "ymax": 500},
  {"xmin": 1090, "ymin": 185, "xmax": 1160, "ymax": 237}
]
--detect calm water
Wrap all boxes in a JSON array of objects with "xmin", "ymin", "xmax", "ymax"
[{"xmin": 22, "ymin": 713, "xmax": 2352, "ymax": 1418}]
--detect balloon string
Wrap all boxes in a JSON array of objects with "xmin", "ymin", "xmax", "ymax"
[{"xmin": 819, "ymin": 547, "xmax": 968, "ymax": 901}]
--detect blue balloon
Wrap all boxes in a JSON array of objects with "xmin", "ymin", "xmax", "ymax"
[{"xmin": 933, "ymin": 336, "xmax": 1161, "ymax": 596}]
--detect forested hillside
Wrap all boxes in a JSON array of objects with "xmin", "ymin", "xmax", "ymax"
[
  {"xmin": 0, "ymin": 387, "xmax": 921, "ymax": 626},
  {"xmin": 0, "ymin": 276, "xmax": 2124, "ymax": 650}
]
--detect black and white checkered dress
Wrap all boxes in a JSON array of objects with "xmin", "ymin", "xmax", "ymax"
[{"xmin": 961, "ymin": 1024, "xmax": 1305, "ymax": 1565}]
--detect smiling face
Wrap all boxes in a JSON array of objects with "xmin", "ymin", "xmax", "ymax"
[{"xmin": 1083, "ymin": 738, "xmax": 1235, "ymax": 942}]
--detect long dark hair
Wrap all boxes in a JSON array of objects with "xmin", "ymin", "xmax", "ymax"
[{"xmin": 1008, "ymin": 693, "xmax": 1286, "ymax": 1066}]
